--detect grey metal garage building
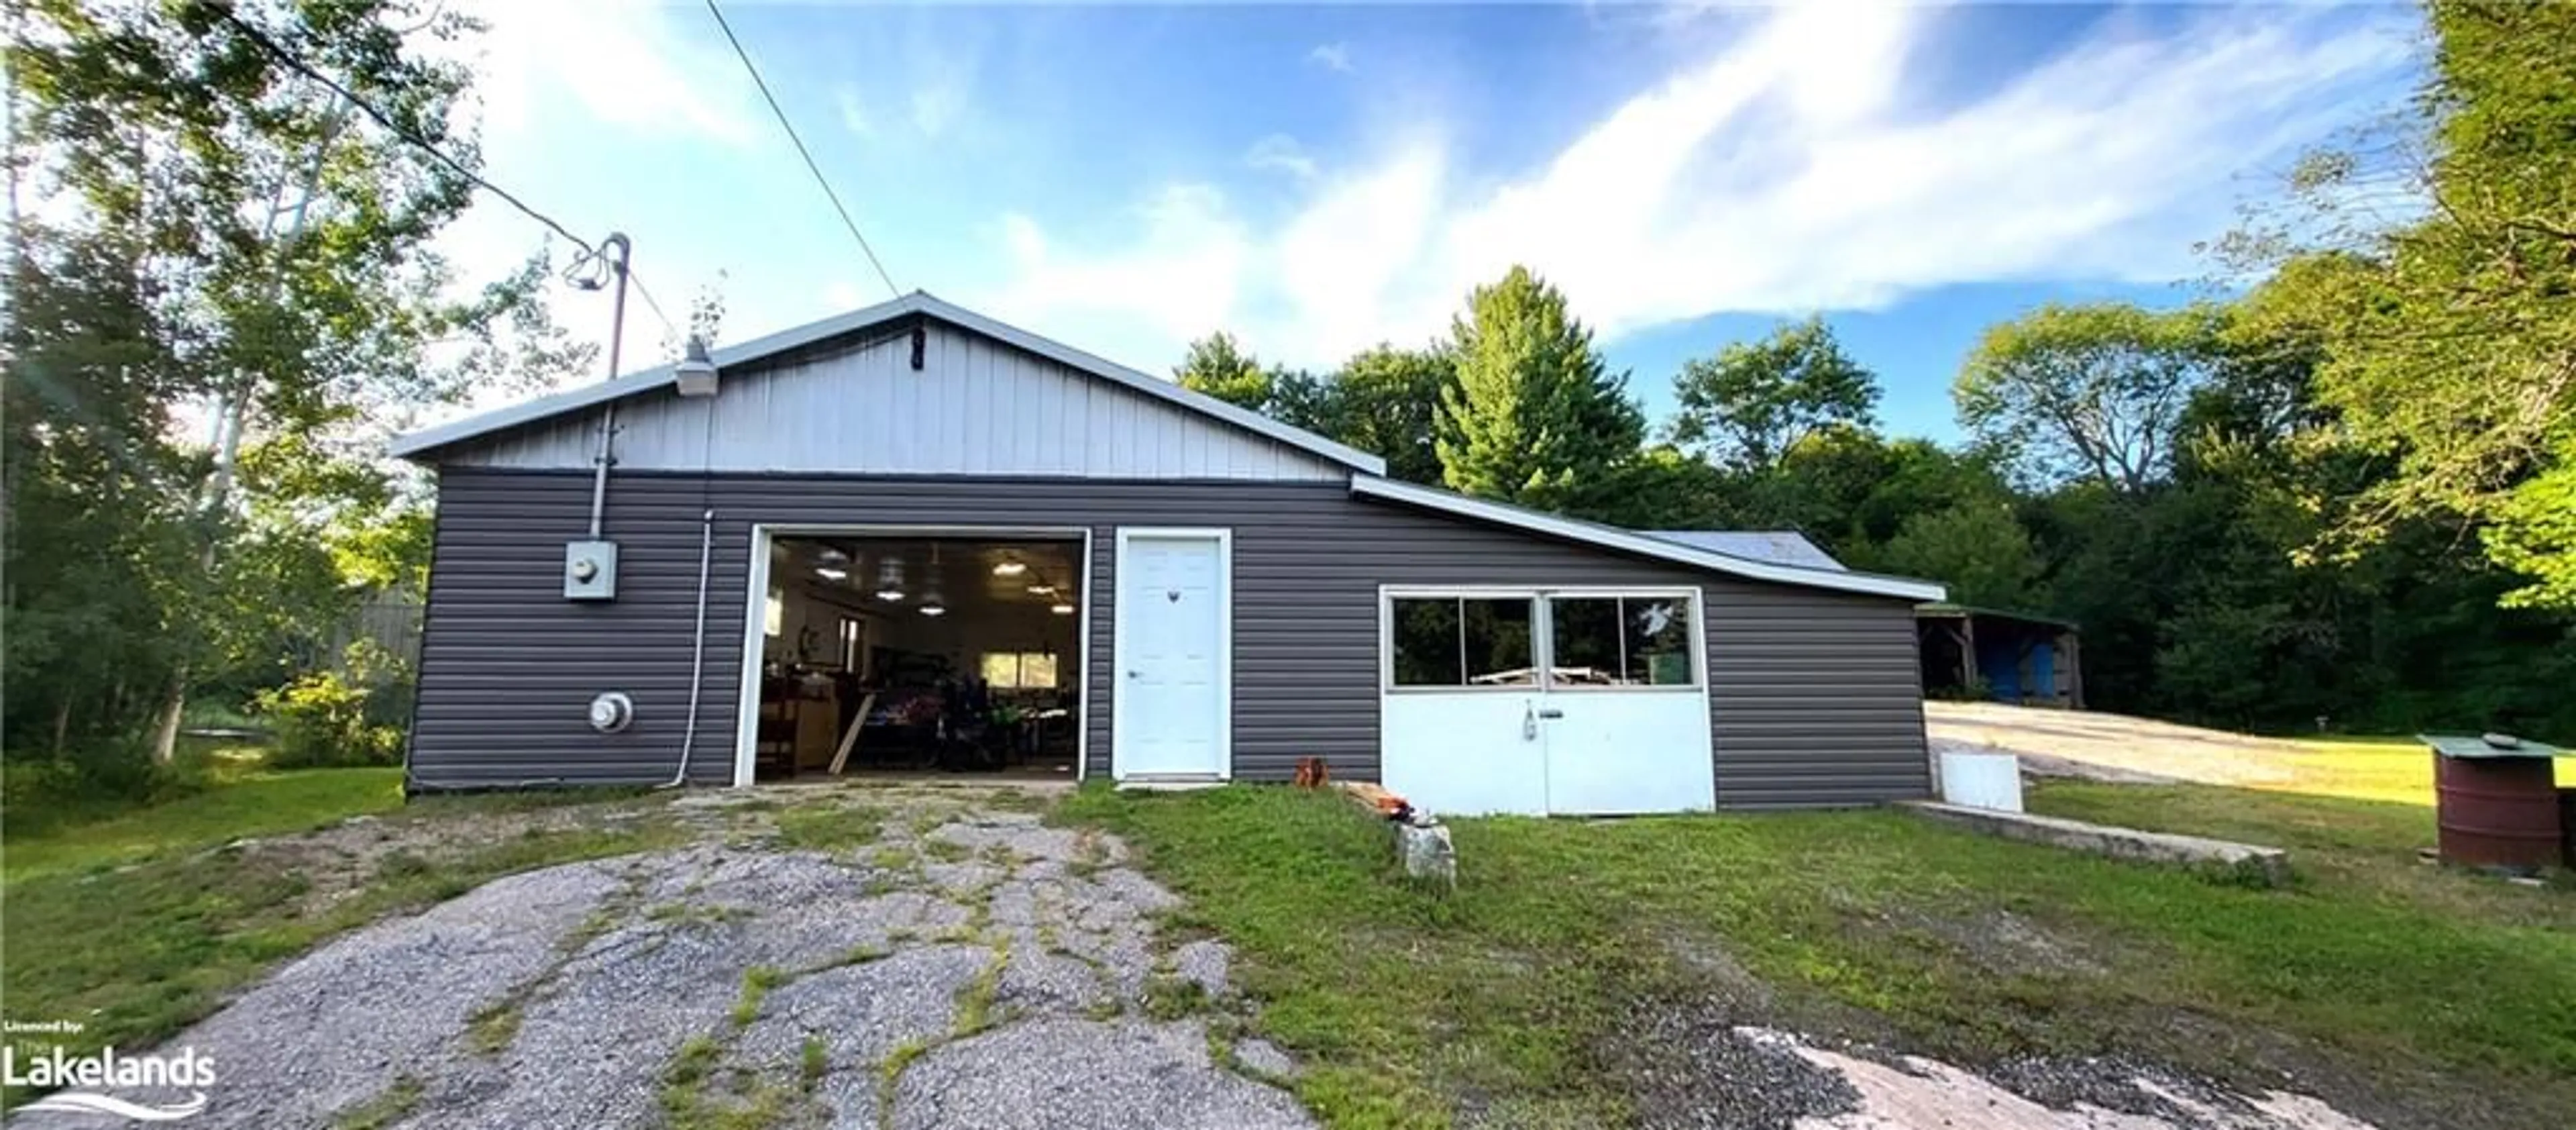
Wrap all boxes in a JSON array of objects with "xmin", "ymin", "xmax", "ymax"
[{"xmin": 392, "ymin": 293, "xmax": 1945, "ymax": 813}]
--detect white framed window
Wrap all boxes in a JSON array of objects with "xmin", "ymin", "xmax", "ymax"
[
  {"xmin": 1381, "ymin": 588, "xmax": 1701, "ymax": 692},
  {"xmin": 1544, "ymin": 594, "xmax": 1698, "ymax": 688},
  {"xmin": 1387, "ymin": 595, "xmax": 1538, "ymax": 688},
  {"xmin": 981, "ymin": 651, "xmax": 1061, "ymax": 690}
]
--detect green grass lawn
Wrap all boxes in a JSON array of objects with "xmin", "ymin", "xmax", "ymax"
[
  {"xmin": 1060, "ymin": 784, "xmax": 2576, "ymax": 1130},
  {"xmin": 2272, "ymin": 735, "xmax": 2576, "ymax": 806},
  {"xmin": 1, "ymin": 770, "xmax": 681, "ymax": 1100},
  {"xmin": 3, "ymin": 767, "xmax": 407, "ymax": 881}
]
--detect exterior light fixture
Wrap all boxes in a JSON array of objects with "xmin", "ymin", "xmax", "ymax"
[
  {"xmin": 1049, "ymin": 602, "xmax": 1075, "ymax": 615},
  {"xmin": 674, "ymin": 336, "xmax": 719, "ymax": 397}
]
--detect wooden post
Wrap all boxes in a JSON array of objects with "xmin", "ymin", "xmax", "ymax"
[
  {"xmin": 2061, "ymin": 629, "xmax": 2084, "ymax": 709},
  {"xmin": 1959, "ymin": 616, "xmax": 1978, "ymax": 695}
]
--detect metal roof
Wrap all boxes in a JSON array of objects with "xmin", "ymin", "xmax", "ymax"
[
  {"xmin": 1916, "ymin": 602, "xmax": 2080, "ymax": 630},
  {"xmin": 1350, "ymin": 476, "xmax": 1947, "ymax": 602},
  {"xmin": 2420, "ymin": 733, "xmax": 2567, "ymax": 760},
  {"xmin": 1646, "ymin": 530, "xmax": 1847, "ymax": 571},
  {"xmin": 388, "ymin": 292, "xmax": 1388, "ymax": 474}
]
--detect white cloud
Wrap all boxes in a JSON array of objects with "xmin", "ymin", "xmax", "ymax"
[
  {"xmin": 978, "ymin": 4, "xmax": 2416, "ymax": 370},
  {"xmin": 1245, "ymin": 134, "xmax": 1318, "ymax": 180},
  {"xmin": 991, "ymin": 185, "xmax": 1251, "ymax": 349},
  {"xmin": 911, "ymin": 85, "xmax": 964, "ymax": 138},
  {"xmin": 835, "ymin": 86, "xmax": 872, "ymax": 136},
  {"xmin": 1307, "ymin": 42, "xmax": 1353, "ymax": 73},
  {"xmin": 447, "ymin": 0, "xmax": 759, "ymax": 148}
]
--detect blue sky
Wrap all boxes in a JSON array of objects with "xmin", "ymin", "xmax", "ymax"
[{"xmin": 431, "ymin": 1, "xmax": 2424, "ymax": 443}]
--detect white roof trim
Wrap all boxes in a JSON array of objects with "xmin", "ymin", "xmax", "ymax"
[
  {"xmin": 1348, "ymin": 475, "xmax": 1947, "ymax": 602},
  {"xmin": 389, "ymin": 291, "xmax": 1387, "ymax": 475}
]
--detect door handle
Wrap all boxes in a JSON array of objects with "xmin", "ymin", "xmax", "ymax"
[
  {"xmin": 1126, "ymin": 670, "xmax": 1141, "ymax": 678},
  {"xmin": 1522, "ymin": 703, "xmax": 1538, "ymax": 741},
  {"xmin": 1537, "ymin": 708, "xmax": 1565, "ymax": 720}
]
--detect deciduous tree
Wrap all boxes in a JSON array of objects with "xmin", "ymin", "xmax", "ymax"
[
  {"xmin": 1670, "ymin": 317, "xmax": 1878, "ymax": 472},
  {"xmin": 2216, "ymin": 1, "xmax": 2576, "ymax": 608},
  {"xmin": 1954, "ymin": 302, "xmax": 2220, "ymax": 493},
  {"xmin": 1305, "ymin": 344, "xmax": 1450, "ymax": 485},
  {"xmin": 5, "ymin": 0, "xmax": 589, "ymax": 773}
]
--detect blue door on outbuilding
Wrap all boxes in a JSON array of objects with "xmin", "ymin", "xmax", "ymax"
[{"xmin": 1977, "ymin": 639, "xmax": 2055, "ymax": 702}]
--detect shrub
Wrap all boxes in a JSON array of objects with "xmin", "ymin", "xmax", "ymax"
[
  {"xmin": 255, "ymin": 676, "xmax": 401, "ymax": 769},
  {"xmin": 0, "ymin": 736, "xmax": 209, "ymax": 825},
  {"xmin": 253, "ymin": 640, "xmax": 413, "ymax": 770},
  {"xmin": 256, "ymin": 670, "xmax": 402, "ymax": 768},
  {"xmin": 1931, "ymin": 676, "xmax": 1994, "ymax": 703}
]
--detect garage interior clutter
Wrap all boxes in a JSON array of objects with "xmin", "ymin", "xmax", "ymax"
[{"xmin": 757, "ymin": 535, "xmax": 1081, "ymax": 782}]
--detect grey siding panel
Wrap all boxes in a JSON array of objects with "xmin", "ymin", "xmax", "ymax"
[
  {"xmin": 411, "ymin": 470, "xmax": 1929, "ymax": 807},
  {"xmin": 439, "ymin": 323, "xmax": 1342, "ymax": 482},
  {"xmin": 1705, "ymin": 582, "xmax": 1932, "ymax": 808}
]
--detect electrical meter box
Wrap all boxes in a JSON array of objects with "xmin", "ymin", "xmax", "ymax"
[{"xmin": 564, "ymin": 540, "xmax": 620, "ymax": 601}]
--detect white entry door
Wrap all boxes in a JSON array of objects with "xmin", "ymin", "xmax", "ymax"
[{"xmin": 1112, "ymin": 529, "xmax": 1232, "ymax": 779}]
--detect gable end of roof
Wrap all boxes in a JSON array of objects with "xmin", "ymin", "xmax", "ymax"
[{"xmin": 388, "ymin": 292, "xmax": 1385, "ymax": 474}]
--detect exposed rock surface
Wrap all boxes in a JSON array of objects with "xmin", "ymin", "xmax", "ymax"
[{"xmin": 9, "ymin": 787, "xmax": 1311, "ymax": 1130}]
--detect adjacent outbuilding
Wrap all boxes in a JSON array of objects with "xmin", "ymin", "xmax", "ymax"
[
  {"xmin": 1917, "ymin": 603, "xmax": 2082, "ymax": 709},
  {"xmin": 392, "ymin": 293, "xmax": 1945, "ymax": 814}
]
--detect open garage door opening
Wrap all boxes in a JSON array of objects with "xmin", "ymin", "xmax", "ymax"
[{"xmin": 747, "ymin": 531, "xmax": 1086, "ymax": 784}]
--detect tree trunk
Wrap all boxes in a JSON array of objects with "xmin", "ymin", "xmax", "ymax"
[
  {"xmin": 50, "ymin": 698, "xmax": 70, "ymax": 758},
  {"xmin": 150, "ymin": 672, "xmax": 186, "ymax": 764}
]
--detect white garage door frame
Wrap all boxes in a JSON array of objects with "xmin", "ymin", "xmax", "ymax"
[
  {"xmin": 731, "ymin": 523, "xmax": 1095, "ymax": 788},
  {"xmin": 1377, "ymin": 584, "xmax": 1715, "ymax": 816},
  {"xmin": 1110, "ymin": 527, "xmax": 1234, "ymax": 782}
]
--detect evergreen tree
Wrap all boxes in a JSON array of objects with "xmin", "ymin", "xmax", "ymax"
[
  {"xmin": 1173, "ymin": 331, "xmax": 1275, "ymax": 411},
  {"xmin": 1437, "ymin": 266, "xmax": 1644, "ymax": 519}
]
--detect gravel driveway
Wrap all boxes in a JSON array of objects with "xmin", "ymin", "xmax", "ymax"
[
  {"xmin": 9, "ymin": 786, "xmax": 1311, "ymax": 1130},
  {"xmin": 1927, "ymin": 701, "xmax": 2321, "ymax": 786}
]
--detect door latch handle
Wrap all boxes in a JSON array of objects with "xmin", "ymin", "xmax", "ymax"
[
  {"xmin": 1538, "ymin": 708, "xmax": 1565, "ymax": 720},
  {"xmin": 1522, "ymin": 703, "xmax": 1538, "ymax": 741}
]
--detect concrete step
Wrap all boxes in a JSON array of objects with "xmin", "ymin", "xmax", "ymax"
[{"xmin": 1900, "ymin": 799, "xmax": 2292, "ymax": 886}]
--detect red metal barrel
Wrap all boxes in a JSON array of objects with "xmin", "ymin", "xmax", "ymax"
[
  {"xmin": 2433, "ymin": 752, "xmax": 2563, "ymax": 870},
  {"xmin": 2561, "ymin": 788, "xmax": 2576, "ymax": 868}
]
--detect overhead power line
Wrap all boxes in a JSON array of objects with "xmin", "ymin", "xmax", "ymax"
[
  {"xmin": 702, "ymin": 0, "xmax": 901, "ymax": 299},
  {"xmin": 205, "ymin": 2, "xmax": 680, "ymax": 338}
]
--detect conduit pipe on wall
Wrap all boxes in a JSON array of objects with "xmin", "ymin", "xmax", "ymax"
[{"xmin": 663, "ymin": 507, "xmax": 717, "ymax": 788}]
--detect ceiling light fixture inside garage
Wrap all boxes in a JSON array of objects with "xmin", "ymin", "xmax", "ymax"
[
  {"xmin": 920, "ymin": 546, "xmax": 947, "ymax": 615},
  {"xmin": 992, "ymin": 554, "xmax": 1026, "ymax": 577},
  {"xmin": 1050, "ymin": 602, "xmax": 1074, "ymax": 615}
]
